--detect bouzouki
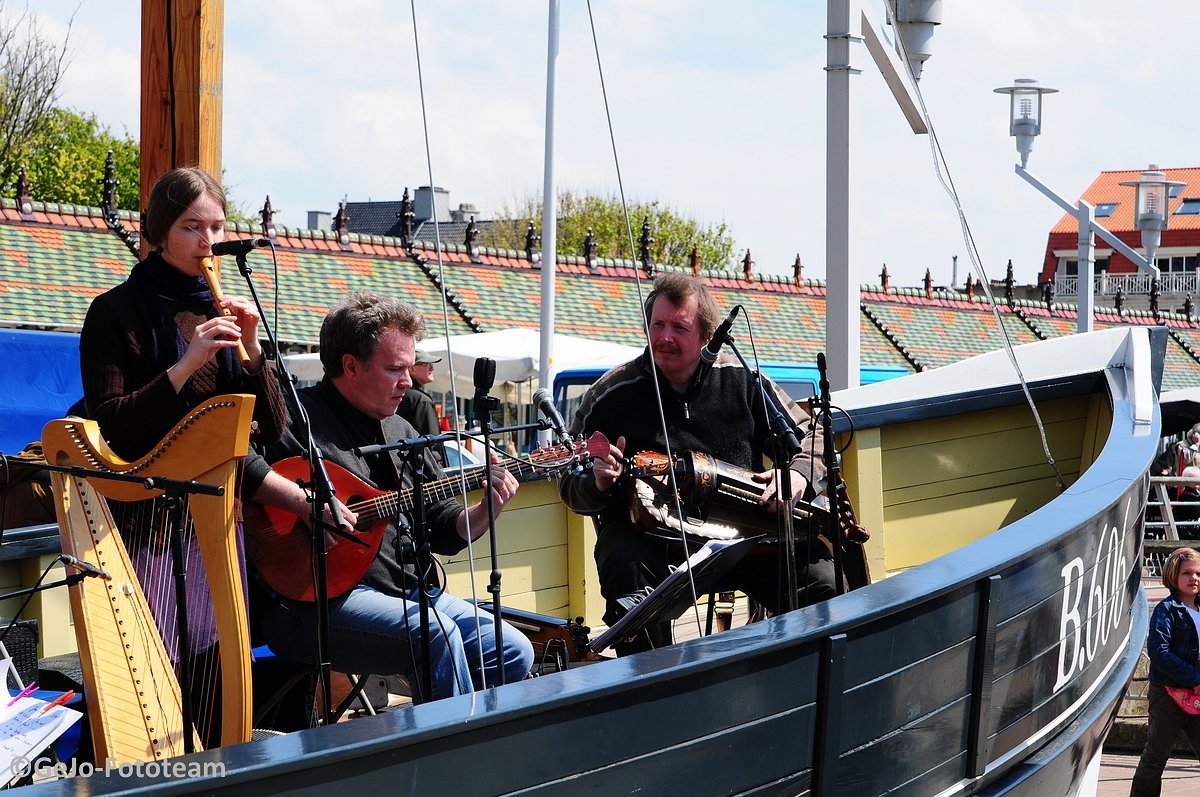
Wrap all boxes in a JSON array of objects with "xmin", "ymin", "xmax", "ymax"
[
  {"xmin": 246, "ymin": 433, "xmax": 609, "ymax": 601},
  {"xmin": 628, "ymin": 448, "xmax": 871, "ymax": 589}
]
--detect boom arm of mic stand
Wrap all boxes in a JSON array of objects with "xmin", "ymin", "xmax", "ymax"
[{"xmin": 228, "ymin": 251, "xmax": 337, "ymax": 728}]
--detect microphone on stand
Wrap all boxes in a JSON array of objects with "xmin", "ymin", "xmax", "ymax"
[
  {"xmin": 59, "ymin": 554, "xmax": 112, "ymax": 581},
  {"xmin": 211, "ymin": 238, "xmax": 271, "ymax": 257},
  {"xmin": 699, "ymin": 306, "xmax": 741, "ymax": 365},
  {"xmin": 472, "ymin": 357, "xmax": 497, "ymax": 454},
  {"xmin": 532, "ymin": 387, "xmax": 571, "ymax": 448},
  {"xmin": 473, "ymin": 357, "xmax": 496, "ymax": 402}
]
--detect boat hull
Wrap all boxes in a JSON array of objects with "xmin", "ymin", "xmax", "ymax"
[{"xmin": 21, "ymin": 327, "xmax": 1161, "ymax": 796}]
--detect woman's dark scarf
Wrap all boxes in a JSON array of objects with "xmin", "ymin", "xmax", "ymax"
[{"xmin": 126, "ymin": 251, "xmax": 241, "ymax": 384}]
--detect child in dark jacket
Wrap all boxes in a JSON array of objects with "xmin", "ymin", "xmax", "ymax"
[{"xmin": 1130, "ymin": 547, "xmax": 1200, "ymax": 796}]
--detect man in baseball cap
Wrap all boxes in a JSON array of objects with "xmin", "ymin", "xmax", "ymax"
[{"xmin": 398, "ymin": 349, "xmax": 445, "ymax": 465}]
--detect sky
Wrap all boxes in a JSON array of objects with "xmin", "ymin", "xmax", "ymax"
[{"xmin": 10, "ymin": 0, "xmax": 1200, "ymax": 288}]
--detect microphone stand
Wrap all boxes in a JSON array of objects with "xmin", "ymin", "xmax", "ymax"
[
  {"xmin": 815, "ymin": 354, "xmax": 847, "ymax": 597},
  {"xmin": 402, "ymin": 438, "xmax": 435, "ymax": 701},
  {"xmin": 330, "ymin": 434, "xmax": 442, "ymax": 704},
  {"xmin": 352, "ymin": 434, "xmax": 454, "ymax": 701},
  {"xmin": 227, "ymin": 249, "xmax": 338, "ymax": 727},
  {"xmin": 722, "ymin": 338, "xmax": 806, "ymax": 612},
  {"xmin": 352, "ymin": 412, "xmax": 547, "ymax": 696},
  {"xmin": 0, "ymin": 573, "xmax": 92, "ymax": 689},
  {"xmin": 472, "ymin": 360, "xmax": 506, "ymax": 686},
  {"xmin": 138, "ymin": 474, "xmax": 226, "ymax": 755}
]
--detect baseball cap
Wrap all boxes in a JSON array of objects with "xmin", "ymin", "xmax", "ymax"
[{"xmin": 414, "ymin": 349, "xmax": 442, "ymax": 364}]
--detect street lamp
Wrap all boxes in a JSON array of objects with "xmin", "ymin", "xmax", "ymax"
[
  {"xmin": 995, "ymin": 78, "xmax": 1159, "ymax": 334},
  {"xmin": 993, "ymin": 78, "xmax": 1057, "ymax": 168},
  {"xmin": 1120, "ymin": 165, "xmax": 1185, "ymax": 266},
  {"xmin": 891, "ymin": 0, "xmax": 943, "ymax": 80}
]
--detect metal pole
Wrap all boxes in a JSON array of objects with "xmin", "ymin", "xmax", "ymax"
[
  {"xmin": 537, "ymin": 0, "xmax": 560, "ymax": 445},
  {"xmin": 826, "ymin": 0, "xmax": 862, "ymax": 390},
  {"xmin": 1076, "ymin": 200, "xmax": 1095, "ymax": 333},
  {"xmin": 1016, "ymin": 165, "xmax": 1157, "ymax": 276}
]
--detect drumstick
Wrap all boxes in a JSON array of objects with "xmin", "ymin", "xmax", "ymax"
[{"xmin": 200, "ymin": 257, "xmax": 253, "ymax": 366}]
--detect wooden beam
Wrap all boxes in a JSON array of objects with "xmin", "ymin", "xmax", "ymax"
[{"xmin": 140, "ymin": 0, "xmax": 224, "ymax": 248}]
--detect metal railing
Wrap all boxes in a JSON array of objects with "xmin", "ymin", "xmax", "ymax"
[
  {"xmin": 1055, "ymin": 272, "xmax": 1198, "ymax": 298},
  {"xmin": 1142, "ymin": 475, "xmax": 1200, "ymax": 576}
]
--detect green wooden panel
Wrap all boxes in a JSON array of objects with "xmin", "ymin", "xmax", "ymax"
[
  {"xmin": 883, "ymin": 458, "xmax": 1081, "ymax": 506},
  {"xmin": 882, "ymin": 475, "xmax": 1067, "ymax": 570},
  {"xmin": 443, "ymin": 545, "xmax": 567, "ymax": 609},
  {"xmin": 869, "ymin": 393, "xmax": 1110, "ymax": 574},
  {"xmin": 442, "ymin": 482, "xmax": 573, "ymax": 615}
]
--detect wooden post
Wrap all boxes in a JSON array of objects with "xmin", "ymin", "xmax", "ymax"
[{"xmin": 140, "ymin": 0, "xmax": 224, "ymax": 251}]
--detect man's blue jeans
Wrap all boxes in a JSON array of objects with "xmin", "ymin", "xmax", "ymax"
[{"xmin": 260, "ymin": 585, "xmax": 535, "ymax": 703}]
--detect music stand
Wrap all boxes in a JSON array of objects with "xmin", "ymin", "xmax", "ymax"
[{"xmin": 588, "ymin": 537, "xmax": 758, "ymax": 655}]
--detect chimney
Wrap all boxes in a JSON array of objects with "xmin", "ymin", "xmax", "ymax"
[
  {"xmin": 450, "ymin": 202, "xmax": 478, "ymax": 223},
  {"xmin": 413, "ymin": 186, "xmax": 451, "ymax": 223},
  {"xmin": 308, "ymin": 210, "xmax": 332, "ymax": 231}
]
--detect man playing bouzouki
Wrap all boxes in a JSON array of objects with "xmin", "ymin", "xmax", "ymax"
[
  {"xmin": 246, "ymin": 291, "xmax": 534, "ymax": 703},
  {"xmin": 557, "ymin": 273, "xmax": 846, "ymax": 657}
]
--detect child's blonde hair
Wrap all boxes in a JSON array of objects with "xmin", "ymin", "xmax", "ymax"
[{"xmin": 1162, "ymin": 547, "xmax": 1200, "ymax": 593}]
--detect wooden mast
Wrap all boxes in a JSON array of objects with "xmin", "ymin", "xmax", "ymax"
[{"xmin": 139, "ymin": 0, "xmax": 224, "ymax": 254}]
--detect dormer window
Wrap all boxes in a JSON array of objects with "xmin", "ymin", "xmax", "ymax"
[
  {"xmin": 1170, "ymin": 183, "xmax": 1186, "ymax": 199},
  {"xmin": 1094, "ymin": 203, "xmax": 1118, "ymax": 218},
  {"xmin": 1176, "ymin": 198, "xmax": 1200, "ymax": 215}
]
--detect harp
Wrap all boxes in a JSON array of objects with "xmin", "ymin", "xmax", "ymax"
[{"xmin": 42, "ymin": 394, "xmax": 256, "ymax": 763}]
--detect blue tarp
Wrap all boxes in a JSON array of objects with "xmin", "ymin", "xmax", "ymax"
[{"xmin": 0, "ymin": 329, "xmax": 82, "ymax": 454}]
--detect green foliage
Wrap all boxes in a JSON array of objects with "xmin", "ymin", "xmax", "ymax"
[
  {"xmin": 4, "ymin": 107, "xmax": 139, "ymax": 211},
  {"xmin": 490, "ymin": 190, "xmax": 736, "ymax": 270}
]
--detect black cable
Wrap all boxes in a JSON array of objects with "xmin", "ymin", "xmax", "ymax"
[{"xmin": 0, "ymin": 556, "xmax": 59, "ymax": 646}]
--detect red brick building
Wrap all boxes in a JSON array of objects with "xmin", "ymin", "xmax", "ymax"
[{"xmin": 1041, "ymin": 167, "xmax": 1200, "ymax": 300}]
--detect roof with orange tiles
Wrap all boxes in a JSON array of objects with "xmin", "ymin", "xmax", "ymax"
[
  {"xmin": 3, "ymin": 198, "xmax": 1199, "ymax": 392},
  {"xmin": 1050, "ymin": 167, "xmax": 1200, "ymax": 234}
]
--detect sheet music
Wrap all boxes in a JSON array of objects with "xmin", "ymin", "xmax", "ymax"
[
  {"xmin": 0, "ymin": 659, "xmax": 82, "ymax": 783},
  {"xmin": 589, "ymin": 538, "xmax": 754, "ymax": 653}
]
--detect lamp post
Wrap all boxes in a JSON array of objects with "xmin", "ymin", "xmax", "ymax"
[
  {"xmin": 1120, "ymin": 165, "xmax": 1185, "ymax": 269},
  {"xmin": 995, "ymin": 78, "xmax": 1160, "ymax": 333},
  {"xmin": 994, "ymin": 78, "xmax": 1056, "ymax": 168}
]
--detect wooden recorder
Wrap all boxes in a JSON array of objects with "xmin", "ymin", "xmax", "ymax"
[{"xmin": 200, "ymin": 256, "xmax": 253, "ymax": 366}]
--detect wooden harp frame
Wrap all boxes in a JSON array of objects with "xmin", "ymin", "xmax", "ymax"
[{"xmin": 43, "ymin": 394, "xmax": 256, "ymax": 762}]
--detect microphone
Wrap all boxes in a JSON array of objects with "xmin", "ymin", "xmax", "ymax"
[
  {"xmin": 59, "ymin": 554, "xmax": 112, "ymax": 581},
  {"xmin": 473, "ymin": 357, "xmax": 496, "ymax": 399},
  {"xmin": 699, "ymin": 306, "xmax": 740, "ymax": 365},
  {"xmin": 532, "ymin": 387, "xmax": 571, "ymax": 447},
  {"xmin": 211, "ymin": 237, "xmax": 271, "ymax": 257},
  {"xmin": 472, "ymin": 356, "xmax": 497, "ymax": 430}
]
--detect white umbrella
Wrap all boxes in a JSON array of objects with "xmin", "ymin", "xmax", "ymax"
[
  {"xmin": 282, "ymin": 328, "xmax": 640, "ymax": 398},
  {"xmin": 419, "ymin": 328, "xmax": 639, "ymax": 396}
]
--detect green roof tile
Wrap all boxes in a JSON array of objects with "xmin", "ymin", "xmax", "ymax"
[{"xmin": 3, "ymin": 212, "xmax": 1199, "ymax": 393}]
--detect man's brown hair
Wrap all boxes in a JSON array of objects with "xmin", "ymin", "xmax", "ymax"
[
  {"xmin": 319, "ymin": 291, "xmax": 425, "ymax": 378},
  {"xmin": 642, "ymin": 272, "xmax": 721, "ymax": 340}
]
